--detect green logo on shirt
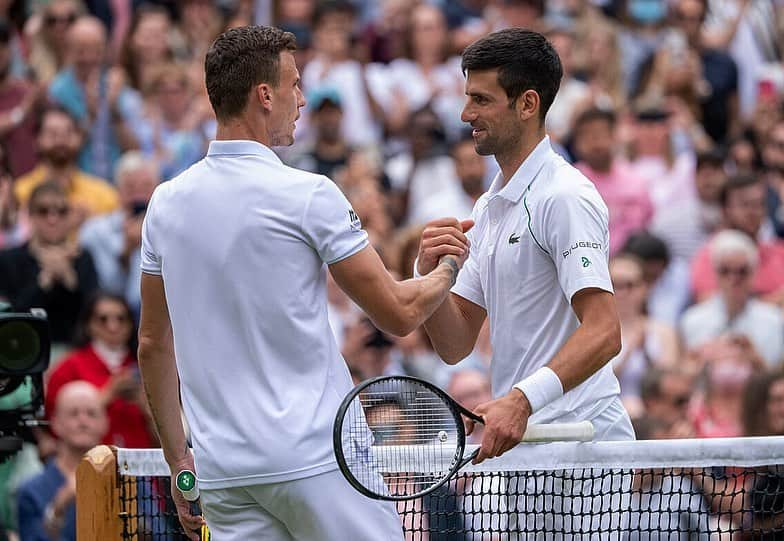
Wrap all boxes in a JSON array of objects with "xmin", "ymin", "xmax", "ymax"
[
  {"xmin": 581, "ymin": 257, "xmax": 591, "ymax": 267},
  {"xmin": 508, "ymin": 233, "xmax": 520, "ymax": 244}
]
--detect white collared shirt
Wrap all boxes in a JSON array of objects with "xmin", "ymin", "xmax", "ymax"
[
  {"xmin": 141, "ymin": 140, "xmax": 368, "ymax": 488},
  {"xmin": 453, "ymin": 136, "xmax": 621, "ymax": 423}
]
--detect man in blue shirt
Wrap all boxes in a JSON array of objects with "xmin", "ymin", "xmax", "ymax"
[{"xmin": 16, "ymin": 382, "xmax": 107, "ymax": 541}]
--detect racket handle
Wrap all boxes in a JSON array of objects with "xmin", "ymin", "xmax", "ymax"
[
  {"xmin": 521, "ymin": 421, "xmax": 594, "ymax": 442},
  {"xmin": 176, "ymin": 469, "xmax": 202, "ymax": 515}
]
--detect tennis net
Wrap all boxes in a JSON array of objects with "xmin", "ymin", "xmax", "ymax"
[{"xmin": 77, "ymin": 437, "xmax": 784, "ymax": 539}]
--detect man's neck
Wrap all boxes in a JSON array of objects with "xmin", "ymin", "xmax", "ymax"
[
  {"xmin": 315, "ymin": 138, "xmax": 347, "ymax": 159},
  {"xmin": 216, "ymin": 117, "xmax": 270, "ymax": 146},
  {"xmin": 496, "ymin": 127, "xmax": 546, "ymax": 184},
  {"xmin": 43, "ymin": 163, "xmax": 77, "ymax": 184},
  {"xmin": 724, "ymin": 295, "xmax": 748, "ymax": 320}
]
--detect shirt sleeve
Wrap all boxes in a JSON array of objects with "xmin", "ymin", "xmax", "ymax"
[
  {"xmin": 301, "ymin": 177, "xmax": 369, "ymax": 264},
  {"xmin": 541, "ymin": 186, "xmax": 613, "ymax": 302},
  {"xmin": 452, "ymin": 203, "xmax": 486, "ymax": 309},
  {"xmin": 140, "ymin": 187, "xmax": 162, "ymax": 275}
]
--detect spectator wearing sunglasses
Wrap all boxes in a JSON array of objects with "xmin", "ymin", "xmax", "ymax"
[
  {"xmin": 0, "ymin": 181, "xmax": 98, "ymax": 344},
  {"xmin": 690, "ymin": 174, "xmax": 784, "ymax": 302},
  {"xmin": 681, "ymin": 229, "xmax": 784, "ymax": 366},
  {"xmin": 26, "ymin": 0, "xmax": 84, "ymax": 85},
  {"xmin": 44, "ymin": 291, "xmax": 156, "ymax": 449}
]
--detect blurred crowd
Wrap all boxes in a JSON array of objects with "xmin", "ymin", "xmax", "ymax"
[{"xmin": 0, "ymin": 0, "xmax": 782, "ymax": 539}]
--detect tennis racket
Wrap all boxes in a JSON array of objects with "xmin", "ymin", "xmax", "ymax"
[
  {"xmin": 333, "ymin": 375, "xmax": 594, "ymax": 501},
  {"xmin": 175, "ymin": 469, "xmax": 211, "ymax": 540}
]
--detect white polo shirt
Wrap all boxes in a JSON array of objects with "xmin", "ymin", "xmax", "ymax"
[
  {"xmin": 140, "ymin": 140, "xmax": 368, "ymax": 489},
  {"xmin": 453, "ymin": 136, "xmax": 621, "ymax": 424}
]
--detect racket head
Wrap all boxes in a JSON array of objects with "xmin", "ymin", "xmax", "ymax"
[{"xmin": 333, "ymin": 375, "xmax": 468, "ymax": 501}]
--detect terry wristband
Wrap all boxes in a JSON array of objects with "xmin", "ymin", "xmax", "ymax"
[{"xmin": 513, "ymin": 367, "xmax": 564, "ymax": 414}]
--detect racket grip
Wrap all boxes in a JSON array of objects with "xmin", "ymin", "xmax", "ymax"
[
  {"xmin": 176, "ymin": 469, "xmax": 201, "ymax": 516},
  {"xmin": 521, "ymin": 421, "xmax": 594, "ymax": 442}
]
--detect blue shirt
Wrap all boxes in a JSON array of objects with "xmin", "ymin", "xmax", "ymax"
[{"xmin": 16, "ymin": 460, "xmax": 75, "ymax": 541}]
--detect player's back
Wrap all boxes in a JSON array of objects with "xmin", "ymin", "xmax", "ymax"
[{"xmin": 141, "ymin": 141, "xmax": 368, "ymax": 489}]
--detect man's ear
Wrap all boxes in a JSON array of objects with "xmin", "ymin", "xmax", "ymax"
[
  {"xmin": 516, "ymin": 89, "xmax": 540, "ymax": 122},
  {"xmin": 256, "ymin": 83, "xmax": 273, "ymax": 111}
]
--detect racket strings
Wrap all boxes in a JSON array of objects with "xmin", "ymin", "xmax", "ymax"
[{"xmin": 341, "ymin": 378, "xmax": 463, "ymax": 498}]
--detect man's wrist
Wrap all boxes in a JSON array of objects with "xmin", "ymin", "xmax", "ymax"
[
  {"xmin": 512, "ymin": 367, "xmax": 563, "ymax": 414},
  {"xmin": 439, "ymin": 256, "xmax": 459, "ymax": 287},
  {"xmin": 412, "ymin": 257, "xmax": 423, "ymax": 278}
]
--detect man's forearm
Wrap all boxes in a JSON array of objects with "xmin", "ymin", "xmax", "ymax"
[
  {"xmin": 423, "ymin": 294, "xmax": 477, "ymax": 364},
  {"xmin": 138, "ymin": 334, "xmax": 188, "ymax": 466},
  {"xmin": 545, "ymin": 320, "xmax": 620, "ymax": 393},
  {"xmin": 389, "ymin": 258, "xmax": 459, "ymax": 336}
]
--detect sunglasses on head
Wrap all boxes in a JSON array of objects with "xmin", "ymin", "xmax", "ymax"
[{"xmin": 32, "ymin": 204, "xmax": 69, "ymax": 218}]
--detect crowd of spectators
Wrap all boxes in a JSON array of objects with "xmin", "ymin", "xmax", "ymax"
[{"xmin": 0, "ymin": 0, "xmax": 782, "ymax": 539}]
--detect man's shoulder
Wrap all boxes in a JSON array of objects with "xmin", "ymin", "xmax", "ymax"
[
  {"xmin": 537, "ymin": 160, "xmax": 607, "ymax": 209},
  {"xmin": 747, "ymin": 298, "xmax": 784, "ymax": 322}
]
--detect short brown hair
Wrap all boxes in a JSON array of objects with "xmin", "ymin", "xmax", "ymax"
[{"xmin": 204, "ymin": 25, "xmax": 297, "ymax": 122}]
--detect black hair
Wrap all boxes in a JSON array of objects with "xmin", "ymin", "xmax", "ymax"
[
  {"xmin": 719, "ymin": 174, "xmax": 762, "ymax": 208},
  {"xmin": 204, "ymin": 25, "xmax": 297, "ymax": 122},
  {"xmin": 312, "ymin": 0, "xmax": 356, "ymax": 28},
  {"xmin": 461, "ymin": 28, "xmax": 562, "ymax": 120},
  {"xmin": 573, "ymin": 107, "xmax": 616, "ymax": 133},
  {"xmin": 696, "ymin": 147, "xmax": 726, "ymax": 170},
  {"xmin": 73, "ymin": 291, "xmax": 137, "ymax": 351},
  {"xmin": 623, "ymin": 231, "xmax": 670, "ymax": 265}
]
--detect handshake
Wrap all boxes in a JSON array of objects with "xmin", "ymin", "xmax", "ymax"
[{"xmin": 415, "ymin": 217, "xmax": 475, "ymax": 277}]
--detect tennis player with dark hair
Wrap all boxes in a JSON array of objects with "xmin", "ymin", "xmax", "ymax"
[
  {"xmin": 417, "ymin": 29, "xmax": 635, "ymax": 455},
  {"xmin": 137, "ymin": 26, "xmax": 469, "ymax": 540}
]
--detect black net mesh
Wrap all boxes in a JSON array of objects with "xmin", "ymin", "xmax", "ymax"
[{"xmin": 118, "ymin": 465, "xmax": 784, "ymax": 539}]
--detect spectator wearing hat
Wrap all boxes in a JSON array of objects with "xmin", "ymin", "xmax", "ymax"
[
  {"xmin": 681, "ymin": 229, "xmax": 784, "ymax": 366},
  {"xmin": 574, "ymin": 108, "xmax": 653, "ymax": 255},
  {"xmin": 288, "ymin": 87, "xmax": 350, "ymax": 179}
]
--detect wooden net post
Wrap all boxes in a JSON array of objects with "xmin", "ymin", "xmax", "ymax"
[{"xmin": 76, "ymin": 445, "xmax": 122, "ymax": 540}]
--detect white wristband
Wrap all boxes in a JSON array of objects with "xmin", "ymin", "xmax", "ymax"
[
  {"xmin": 412, "ymin": 257, "xmax": 423, "ymax": 278},
  {"xmin": 513, "ymin": 367, "xmax": 563, "ymax": 414}
]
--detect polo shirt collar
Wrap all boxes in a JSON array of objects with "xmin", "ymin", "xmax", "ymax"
[
  {"xmin": 488, "ymin": 135, "xmax": 552, "ymax": 202},
  {"xmin": 207, "ymin": 140, "xmax": 282, "ymax": 163}
]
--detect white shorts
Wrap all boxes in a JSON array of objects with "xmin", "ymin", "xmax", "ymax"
[{"xmin": 200, "ymin": 467, "xmax": 404, "ymax": 541}]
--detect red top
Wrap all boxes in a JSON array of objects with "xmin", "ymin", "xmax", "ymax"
[{"xmin": 45, "ymin": 345, "xmax": 155, "ymax": 448}]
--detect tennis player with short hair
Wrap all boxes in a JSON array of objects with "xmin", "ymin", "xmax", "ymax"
[
  {"xmin": 417, "ymin": 28, "xmax": 635, "ymax": 460},
  {"xmin": 137, "ymin": 26, "xmax": 469, "ymax": 540}
]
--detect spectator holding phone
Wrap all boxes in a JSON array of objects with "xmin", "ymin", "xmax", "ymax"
[
  {"xmin": 80, "ymin": 151, "xmax": 159, "ymax": 318},
  {"xmin": 45, "ymin": 291, "xmax": 156, "ymax": 448}
]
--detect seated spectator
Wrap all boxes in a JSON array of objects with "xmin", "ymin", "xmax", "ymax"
[
  {"xmin": 690, "ymin": 174, "xmax": 784, "ymax": 302},
  {"xmin": 650, "ymin": 147, "xmax": 726, "ymax": 262},
  {"xmin": 544, "ymin": 26, "xmax": 591, "ymax": 145},
  {"xmin": 0, "ymin": 18, "xmax": 42, "ymax": 178},
  {"xmin": 118, "ymin": 4, "xmax": 175, "ymax": 95},
  {"xmin": 689, "ymin": 335, "xmax": 763, "ymax": 438},
  {"xmin": 385, "ymin": 105, "xmax": 463, "ymax": 225},
  {"xmin": 0, "ymin": 143, "xmax": 27, "ymax": 249},
  {"xmin": 743, "ymin": 370, "xmax": 784, "ymax": 437},
  {"xmin": 573, "ymin": 108, "xmax": 653, "ymax": 255},
  {"xmin": 14, "ymin": 106, "xmax": 119, "ymax": 228},
  {"xmin": 681, "ymin": 230, "xmax": 784, "ymax": 366},
  {"xmin": 24, "ymin": 0, "xmax": 84, "ymax": 86},
  {"xmin": 48, "ymin": 15, "xmax": 139, "ymax": 181},
  {"xmin": 627, "ymin": 103, "xmax": 697, "ymax": 218},
  {"xmin": 130, "ymin": 62, "xmax": 211, "ymax": 180},
  {"xmin": 0, "ymin": 182, "xmax": 98, "ymax": 344},
  {"xmin": 45, "ymin": 292, "xmax": 156, "ymax": 448},
  {"xmin": 302, "ymin": 1, "xmax": 381, "ymax": 148},
  {"xmin": 609, "ymin": 254, "xmax": 679, "ymax": 417},
  {"xmin": 16, "ymin": 381, "xmax": 107, "ymax": 541},
  {"xmin": 640, "ymin": 367, "xmax": 696, "ymax": 436},
  {"xmin": 287, "ymin": 87, "xmax": 351, "ymax": 179},
  {"xmin": 79, "ymin": 152, "xmax": 159, "ymax": 318}
]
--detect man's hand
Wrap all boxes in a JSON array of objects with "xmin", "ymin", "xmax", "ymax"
[
  {"xmin": 417, "ymin": 218, "xmax": 474, "ymax": 275},
  {"xmin": 471, "ymin": 389, "xmax": 531, "ymax": 464},
  {"xmin": 168, "ymin": 452, "xmax": 206, "ymax": 541},
  {"xmin": 100, "ymin": 369, "xmax": 140, "ymax": 405}
]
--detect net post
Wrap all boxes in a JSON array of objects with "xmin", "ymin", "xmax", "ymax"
[{"xmin": 76, "ymin": 445, "xmax": 123, "ymax": 540}]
